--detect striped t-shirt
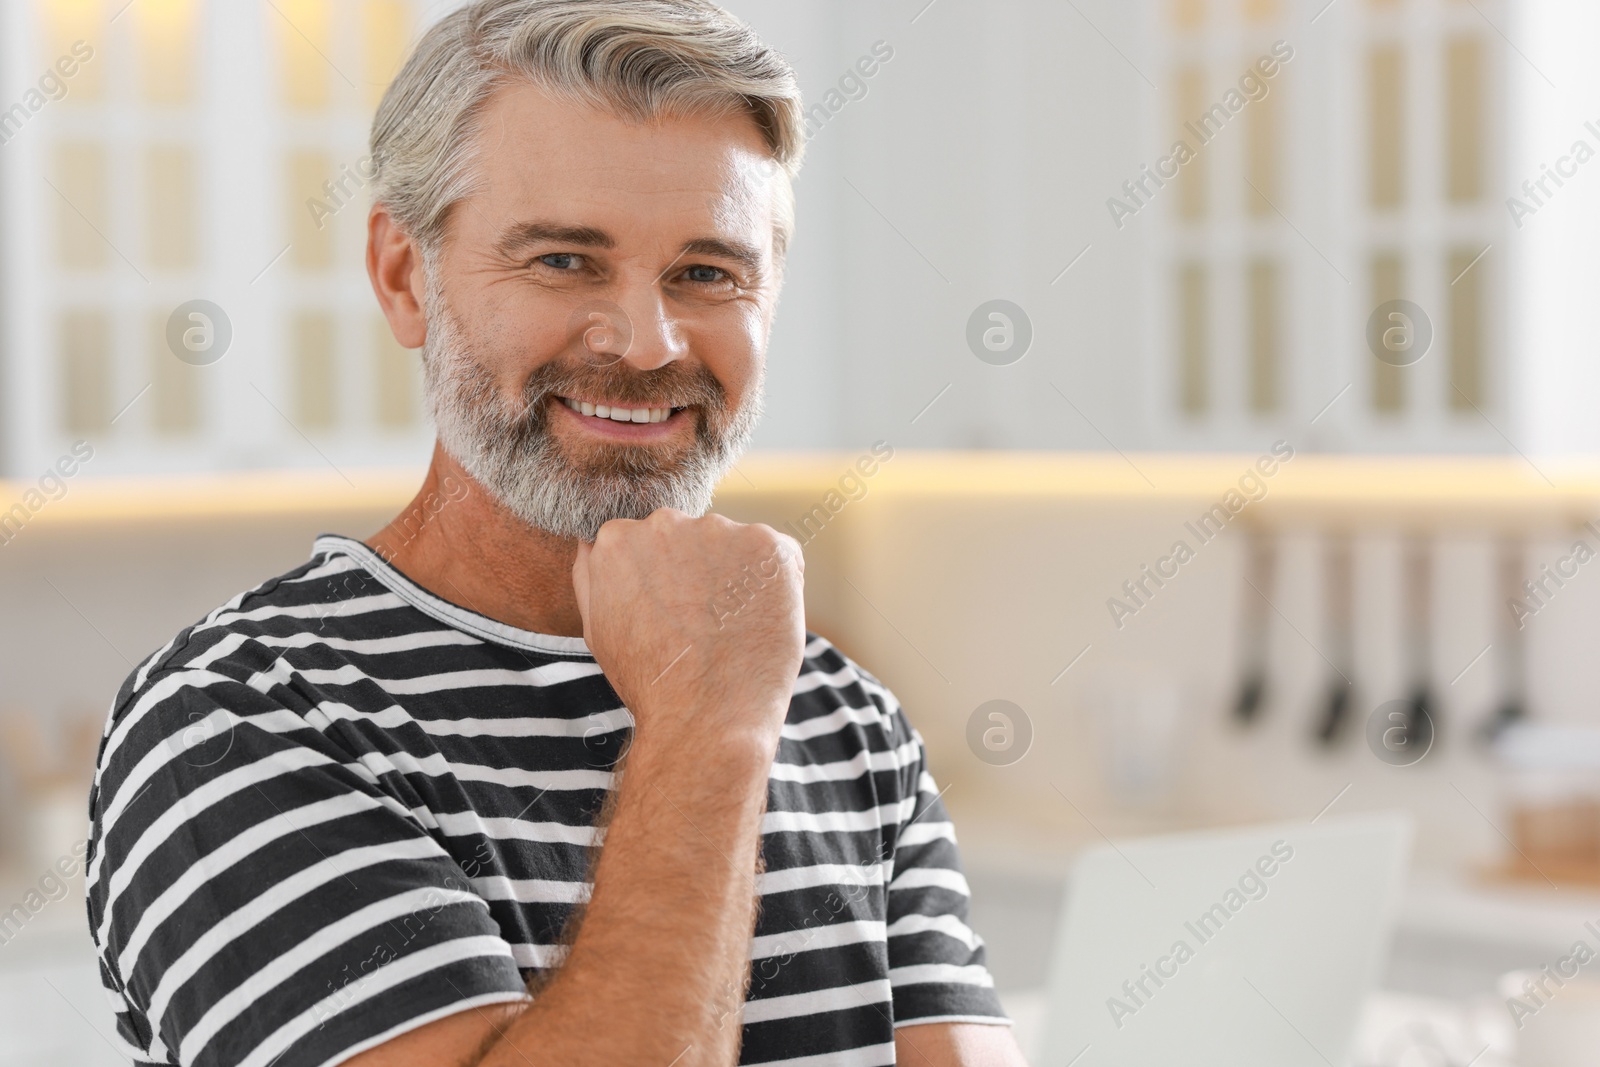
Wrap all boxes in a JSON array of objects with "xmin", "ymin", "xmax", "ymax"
[{"xmin": 86, "ymin": 533, "xmax": 1007, "ymax": 1066}]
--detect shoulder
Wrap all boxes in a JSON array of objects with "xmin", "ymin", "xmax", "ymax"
[
  {"xmin": 92, "ymin": 548, "xmax": 385, "ymax": 810},
  {"xmin": 109, "ymin": 547, "xmax": 400, "ymax": 713},
  {"xmin": 791, "ymin": 631, "xmax": 920, "ymax": 752},
  {"xmin": 113, "ymin": 548, "xmax": 375, "ymax": 708}
]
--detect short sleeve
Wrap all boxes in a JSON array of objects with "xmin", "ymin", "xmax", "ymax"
[
  {"xmin": 86, "ymin": 670, "xmax": 529, "ymax": 1067},
  {"xmin": 882, "ymin": 708, "xmax": 1011, "ymax": 1029}
]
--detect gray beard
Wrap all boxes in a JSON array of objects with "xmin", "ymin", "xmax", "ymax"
[{"xmin": 421, "ymin": 273, "xmax": 762, "ymax": 542}]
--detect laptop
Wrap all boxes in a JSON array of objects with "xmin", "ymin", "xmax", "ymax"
[{"xmin": 1035, "ymin": 813, "xmax": 1412, "ymax": 1066}]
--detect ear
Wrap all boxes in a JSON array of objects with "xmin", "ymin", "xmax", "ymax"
[{"xmin": 367, "ymin": 203, "xmax": 429, "ymax": 349}]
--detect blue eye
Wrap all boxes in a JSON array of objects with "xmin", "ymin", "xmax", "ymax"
[
  {"xmin": 684, "ymin": 265, "xmax": 726, "ymax": 284},
  {"xmin": 540, "ymin": 253, "xmax": 581, "ymax": 270}
]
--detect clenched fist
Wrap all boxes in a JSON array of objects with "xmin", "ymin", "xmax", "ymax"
[{"xmin": 572, "ymin": 509, "xmax": 805, "ymax": 765}]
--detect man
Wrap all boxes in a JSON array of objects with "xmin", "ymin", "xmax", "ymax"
[{"xmin": 87, "ymin": 2, "xmax": 1027, "ymax": 1064}]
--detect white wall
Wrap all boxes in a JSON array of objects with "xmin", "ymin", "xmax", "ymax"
[
  {"xmin": 725, "ymin": 0, "xmax": 1149, "ymax": 453},
  {"xmin": 1507, "ymin": 0, "xmax": 1600, "ymax": 457}
]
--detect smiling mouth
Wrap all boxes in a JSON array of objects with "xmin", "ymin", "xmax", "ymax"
[{"xmin": 556, "ymin": 396, "xmax": 688, "ymax": 425}]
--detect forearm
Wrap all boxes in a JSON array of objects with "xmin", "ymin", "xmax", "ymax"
[{"xmin": 476, "ymin": 732, "xmax": 772, "ymax": 1067}]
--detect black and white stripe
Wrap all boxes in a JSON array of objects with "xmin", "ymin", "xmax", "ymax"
[{"xmin": 87, "ymin": 534, "xmax": 1006, "ymax": 1066}]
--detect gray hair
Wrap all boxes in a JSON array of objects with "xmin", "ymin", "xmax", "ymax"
[{"xmin": 370, "ymin": 0, "xmax": 805, "ymax": 259}]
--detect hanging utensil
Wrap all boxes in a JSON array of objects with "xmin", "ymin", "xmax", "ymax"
[
  {"xmin": 1481, "ymin": 537, "xmax": 1528, "ymax": 742},
  {"xmin": 1398, "ymin": 534, "xmax": 1437, "ymax": 757},
  {"xmin": 1314, "ymin": 534, "xmax": 1357, "ymax": 745},
  {"xmin": 1234, "ymin": 527, "xmax": 1274, "ymax": 725}
]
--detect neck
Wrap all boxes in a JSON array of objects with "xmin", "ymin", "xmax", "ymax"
[{"xmin": 366, "ymin": 441, "xmax": 584, "ymax": 638}]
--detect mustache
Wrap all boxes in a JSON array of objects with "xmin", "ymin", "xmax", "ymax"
[{"xmin": 516, "ymin": 358, "xmax": 727, "ymax": 415}]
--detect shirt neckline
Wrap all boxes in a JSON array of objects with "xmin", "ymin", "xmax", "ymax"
[{"xmin": 311, "ymin": 533, "xmax": 595, "ymax": 658}]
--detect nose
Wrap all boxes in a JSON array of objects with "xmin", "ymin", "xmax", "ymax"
[{"xmin": 577, "ymin": 285, "xmax": 687, "ymax": 373}]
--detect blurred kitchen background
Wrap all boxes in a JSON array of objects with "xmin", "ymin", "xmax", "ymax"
[{"xmin": 5, "ymin": 0, "xmax": 1600, "ymax": 1063}]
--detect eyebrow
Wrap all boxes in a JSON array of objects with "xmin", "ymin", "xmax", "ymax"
[
  {"xmin": 679, "ymin": 237, "xmax": 765, "ymax": 278},
  {"xmin": 494, "ymin": 221, "xmax": 765, "ymax": 278},
  {"xmin": 493, "ymin": 221, "xmax": 614, "ymax": 259}
]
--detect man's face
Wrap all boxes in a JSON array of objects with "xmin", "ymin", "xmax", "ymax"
[{"xmin": 421, "ymin": 81, "xmax": 783, "ymax": 540}]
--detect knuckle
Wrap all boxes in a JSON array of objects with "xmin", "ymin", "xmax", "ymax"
[
  {"xmin": 593, "ymin": 517, "xmax": 634, "ymax": 547},
  {"xmin": 747, "ymin": 524, "xmax": 793, "ymax": 559},
  {"xmin": 695, "ymin": 513, "xmax": 740, "ymax": 540},
  {"xmin": 740, "ymin": 522, "xmax": 777, "ymax": 546},
  {"xmin": 768, "ymin": 527, "xmax": 801, "ymax": 557}
]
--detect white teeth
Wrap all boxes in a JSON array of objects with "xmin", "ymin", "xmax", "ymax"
[{"xmin": 560, "ymin": 397, "xmax": 675, "ymax": 424}]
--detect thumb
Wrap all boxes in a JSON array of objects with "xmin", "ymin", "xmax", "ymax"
[{"xmin": 571, "ymin": 541, "xmax": 593, "ymax": 633}]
